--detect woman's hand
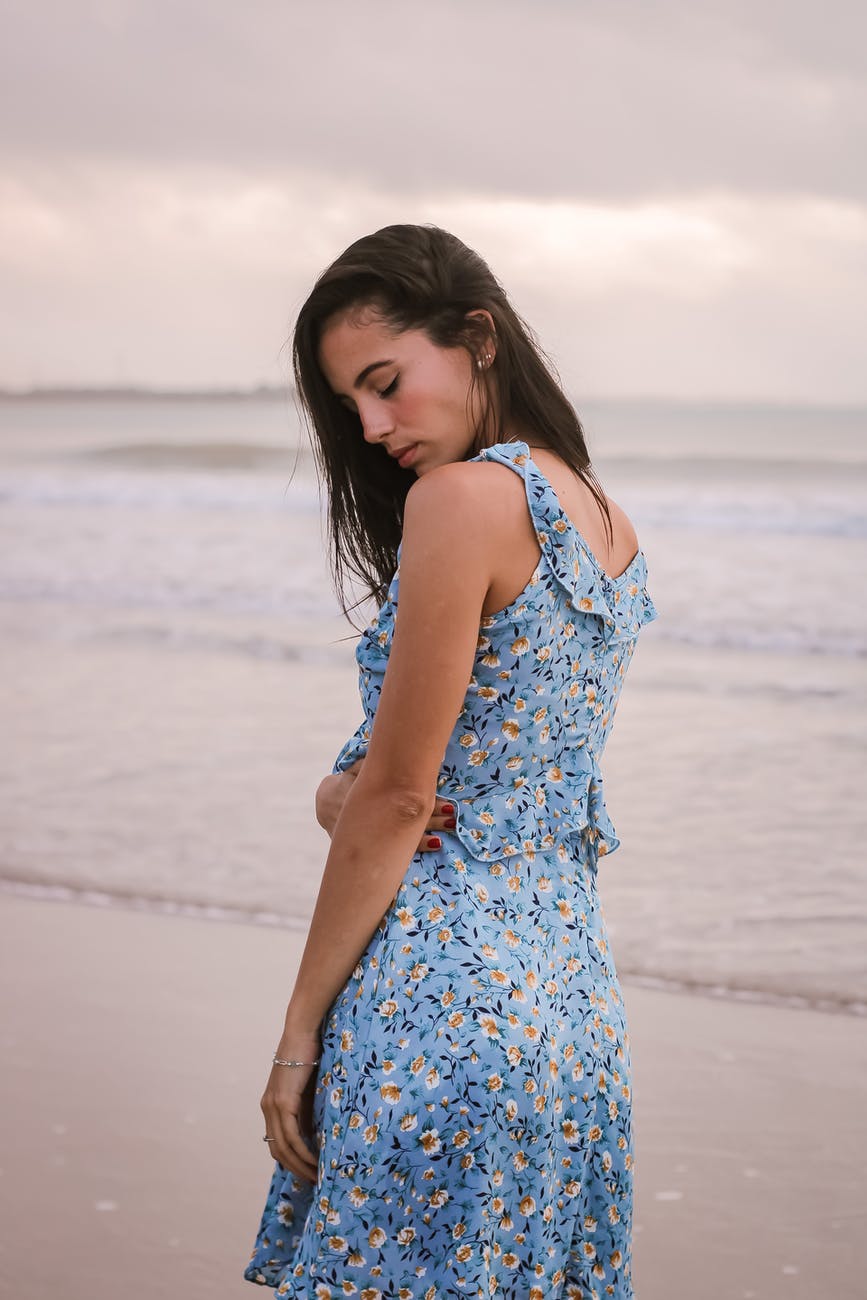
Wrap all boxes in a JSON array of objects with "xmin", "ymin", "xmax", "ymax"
[
  {"xmin": 315, "ymin": 759, "xmax": 456, "ymax": 851},
  {"xmin": 259, "ymin": 1028, "xmax": 323, "ymax": 1184}
]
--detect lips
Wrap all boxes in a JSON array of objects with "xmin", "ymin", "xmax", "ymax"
[{"xmin": 391, "ymin": 443, "xmax": 419, "ymax": 468}]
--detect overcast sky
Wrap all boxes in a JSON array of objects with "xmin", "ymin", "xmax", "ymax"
[{"xmin": 2, "ymin": 0, "xmax": 865, "ymax": 400}]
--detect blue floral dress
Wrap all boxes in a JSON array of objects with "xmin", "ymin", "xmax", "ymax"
[{"xmin": 244, "ymin": 440, "xmax": 659, "ymax": 1299}]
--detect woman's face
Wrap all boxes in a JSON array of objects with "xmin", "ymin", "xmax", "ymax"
[{"xmin": 317, "ymin": 307, "xmax": 489, "ymax": 475}]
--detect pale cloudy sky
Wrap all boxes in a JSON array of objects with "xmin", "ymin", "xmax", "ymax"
[{"xmin": 2, "ymin": 0, "xmax": 865, "ymax": 400}]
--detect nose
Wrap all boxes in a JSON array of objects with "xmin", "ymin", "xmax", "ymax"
[{"xmin": 357, "ymin": 398, "xmax": 395, "ymax": 445}]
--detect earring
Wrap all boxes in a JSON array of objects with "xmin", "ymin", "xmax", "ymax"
[{"xmin": 476, "ymin": 358, "xmax": 484, "ymax": 370}]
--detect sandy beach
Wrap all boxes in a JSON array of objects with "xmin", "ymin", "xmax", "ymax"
[{"xmin": 1, "ymin": 893, "xmax": 863, "ymax": 1300}]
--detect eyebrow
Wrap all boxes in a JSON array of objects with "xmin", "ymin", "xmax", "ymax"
[{"xmin": 352, "ymin": 359, "xmax": 394, "ymax": 389}]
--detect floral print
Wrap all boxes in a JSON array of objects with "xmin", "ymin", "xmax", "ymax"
[{"xmin": 244, "ymin": 441, "xmax": 658, "ymax": 1298}]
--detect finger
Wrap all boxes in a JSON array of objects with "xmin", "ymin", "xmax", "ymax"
[
  {"xmin": 266, "ymin": 1105, "xmax": 317, "ymax": 1183},
  {"xmin": 278, "ymin": 1110, "xmax": 319, "ymax": 1183},
  {"xmin": 418, "ymin": 833, "xmax": 444, "ymax": 853}
]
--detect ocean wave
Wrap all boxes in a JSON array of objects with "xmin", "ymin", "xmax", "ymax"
[{"xmin": 3, "ymin": 876, "xmax": 863, "ymax": 1018}]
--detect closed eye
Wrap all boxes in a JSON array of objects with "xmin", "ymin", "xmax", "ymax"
[{"xmin": 378, "ymin": 375, "xmax": 399, "ymax": 398}]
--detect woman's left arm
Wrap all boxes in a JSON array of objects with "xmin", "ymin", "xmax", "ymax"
[{"xmin": 261, "ymin": 463, "xmax": 499, "ymax": 1177}]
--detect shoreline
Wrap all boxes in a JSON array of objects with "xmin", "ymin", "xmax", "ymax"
[
  {"xmin": 3, "ymin": 878, "xmax": 865, "ymax": 1019},
  {"xmin": 1, "ymin": 892, "xmax": 864, "ymax": 1299}
]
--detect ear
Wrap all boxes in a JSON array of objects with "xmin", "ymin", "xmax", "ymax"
[{"xmin": 465, "ymin": 309, "xmax": 497, "ymax": 372}]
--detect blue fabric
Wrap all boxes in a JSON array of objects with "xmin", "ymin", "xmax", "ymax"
[{"xmin": 244, "ymin": 441, "xmax": 658, "ymax": 1299}]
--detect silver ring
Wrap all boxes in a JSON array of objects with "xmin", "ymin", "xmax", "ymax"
[{"xmin": 263, "ymin": 1135, "xmax": 277, "ymax": 1143}]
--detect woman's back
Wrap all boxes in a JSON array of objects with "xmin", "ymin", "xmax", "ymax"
[{"xmin": 332, "ymin": 439, "xmax": 657, "ymax": 866}]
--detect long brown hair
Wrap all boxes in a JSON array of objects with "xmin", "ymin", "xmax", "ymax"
[{"xmin": 292, "ymin": 223, "xmax": 612, "ymax": 617}]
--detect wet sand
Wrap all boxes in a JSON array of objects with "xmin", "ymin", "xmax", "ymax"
[{"xmin": 1, "ymin": 894, "xmax": 863, "ymax": 1299}]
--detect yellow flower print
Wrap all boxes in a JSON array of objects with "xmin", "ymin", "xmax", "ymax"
[
  {"xmin": 426, "ymin": 905, "xmax": 444, "ymax": 923},
  {"xmin": 588, "ymin": 1125, "xmax": 602, "ymax": 1142},
  {"xmin": 363, "ymin": 1124, "xmax": 379, "ymax": 1144},
  {"xmin": 608, "ymin": 1204, "xmax": 621, "ymax": 1224},
  {"xmin": 511, "ymin": 637, "xmax": 531, "ymax": 655},
  {"xmin": 359, "ymin": 1289, "xmax": 381, "ymax": 1300},
  {"xmin": 478, "ymin": 1014, "xmax": 500, "ymax": 1037},
  {"xmin": 428, "ymin": 1187, "xmax": 449, "ymax": 1207},
  {"xmin": 562, "ymin": 1119, "xmax": 579, "ymax": 1141},
  {"xmin": 578, "ymin": 596, "xmax": 594, "ymax": 611},
  {"xmin": 481, "ymin": 653, "xmax": 501, "ymax": 667},
  {"xmin": 419, "ymin": 1128, "xmax": 441, "ymax": 1154},
  {"xmin": 368, "ymin": 1227, "xmax": 387, "ymax": 1248},
  {"xmin": 503, "ymin": 1253, "xmax": 521, "ymax": 1268},
  {"xmin": 447, "ymin": 1010, "xmax": 464, "ymax": 1027},
  {"xmin": 396, "ymin": 1227, "xmax": 415, "ymax": 1245},
  {"xmin": 557, "ymin": 899, "xmax": 574, "ymax": 920},
  {"xmin": 514, "ymin": 698, "xmax": 526, "ymax": 712},
  {"xmin": 608, "ymin": 1100, "xmax": 619, "ymax": 1119},
  {"xmin": 399, "ymin": 1112, "xmax": 418, "ymax": 1131},
  {"xmin": 377, "ymin": 999, "xmax": 398, "ymax": 1018},
  {"xmin": 519, "ymin": 1195, "xmax": 536, "ymax": 1215},
  {"xmin": 459, "ymin": 732, "xmax": 477, "ymax": 747},
  {"xmin": 610, "ymin": 1250, "xmax": 623, "ymax": 1268},
  {"xmin": 328, "ymin": 1235, "xmax": 348, "ymax": 1251},
  {"xmin": 564, "ymin": 1179, "xmax": 581, "ymax": 1197},
  {"xmin": 547, "ymin": 765, "xmax": 564, "ymax": 782},
  {"xmin": 503, "ymin": 928, "xmax": 520, "ymax": 948},
  {"xmin": 409, "ymin": 962, "xmax": 428, "ymax": 980},
  {"xmin": 348, "ymin": 1186, "xmax": 369, "ymax": 1207},
  {"xmin": 592, "ymin": 1261, "xmax": 606, "ymax": 1279},
  {"xmin": 410, "ymin": 1054, "xmax": 425, "ymax": 1074},
  {"xmin": 536, "ymin": 645, "xmax": 551, "ymax": 661},
  {"xmin": 440, "ymin": 990, "xmax": 455, "ymax": 1006},
  {"xmin": 523, "ymin": 1025, "xmax": 540, "ymax": 1042},
  {"xmin": 380, "ymin": 1083, "xmax": 402, "ymax": 1103},
  {"xmin": 582, "ymin": 1241, "xmax": 596, "ymax": 1259},
  {"xmin": 455, "ymin": 1244, "xmax": 473, "ymax": 1263},
  {"xmin": 469, "ymin": 749, "xmax": 490, "ymax": 765},
  {"xmin": 501, "ymin": 719, "xmax": 520, "ymax": 740},
  {"xmin": 460, "ymin": 1152, "xmax": 475, "ymax": 1170},
  {"xmin": 437, "ymin": 927, "xmax": 453, "ymax": 942},
  {"xmin": 396, "ymin": 908, "xmax": 416, "ymax": 929},
  {"xmin": 533, "ymin": 1094, "xmax": 546, "ymax": 1114},
  {"xmin": 487, "ymin": 1073, "xmax": 504, "ymax": 1091},
  {"xmin": 452, "ymin": 1129, "xmax": 471, "ymax": 1148},
  {"xmin": 425, "ymin": 1066, "xmax": 440, "ymax": 1088},
  {"xmin": 477, "ymin": 685, "xmax": 499, "ymax": 699},
  {"xmin": 340, "ymin": 1030, "xmax": 354, "ymax": 1050},
  {"xmin": 505, "ymin": 755, "xmax": 523, "ymax": 770},
  {"xmin": 513, "ymin": 1148, "xmax": 528, "ymax": 1169},
  {"xmin": 597, "ymin": 1071, "xmax": 607, "ymax": 1091},
  {"xmin": 479, "ymin": 810, "xmax": 495, "ymax": 825},
  {"xmin": 505, "ymin": 1099, "xmax": 518, "ymax": 1121},
  {"xmin": 506, "ymin": 1044, "xmax": 523, "ymax": 1064},
  {"xmin": 490, "ymin": 969, "xmax": 509, "ymax": 985},
  {"xmin": 348, "ymin": 1112, "xmax": 363, "ymax": 1129},
  {"xmin": 315, "ymin": 1286, "xmax": 333, "ymax": 1300}
]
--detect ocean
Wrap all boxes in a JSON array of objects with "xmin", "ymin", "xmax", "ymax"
[{"xmin": 1, "ymin": 394, "xmax": 865, "ymax": 1013}]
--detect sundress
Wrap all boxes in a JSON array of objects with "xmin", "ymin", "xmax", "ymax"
[{"xmin": 244, "ymin": 438, "xmax": 659, "ymax": 1300}]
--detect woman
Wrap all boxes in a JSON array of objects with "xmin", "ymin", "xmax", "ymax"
[{"xmin": 244, "ymin": 224, "xmax": 658, "ymax": 1299}]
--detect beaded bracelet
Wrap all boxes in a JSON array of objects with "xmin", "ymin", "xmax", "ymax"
[{"xmin": 272, "ymin": 1056, "xmax": 321, "ymax": 1067}]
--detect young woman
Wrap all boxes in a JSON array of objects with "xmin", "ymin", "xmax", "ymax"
[{"xmin": 244, "ymin": 224, "xmax": 658, "ymax": 1299}]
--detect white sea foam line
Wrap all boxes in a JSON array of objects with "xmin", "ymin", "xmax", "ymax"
[{"xmin": 2, "ymin": 877, "xmax": 865, "ymax": 1019}]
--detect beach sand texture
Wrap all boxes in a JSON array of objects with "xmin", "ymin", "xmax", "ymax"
[{"xmin": 1, "ymin": 894, "xmax": 864, "ymax": 1300}]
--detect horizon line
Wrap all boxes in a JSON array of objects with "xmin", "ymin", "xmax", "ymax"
[{"xmin": 0, "ymin": 383, "xmax": 865, "ymax": 412}]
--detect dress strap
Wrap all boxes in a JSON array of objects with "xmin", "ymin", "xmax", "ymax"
[{"xmin": 471, "ymin": 440, "xmax": 623, "ymax": 635}]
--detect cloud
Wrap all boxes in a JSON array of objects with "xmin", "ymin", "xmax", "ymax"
[
  {"xmin": 1, "ymin": 163, "xmax": 864, "ymax": 399},
  {"xmin": 2, "ymin": 0, "xmax": 865, "ymax": 201}
]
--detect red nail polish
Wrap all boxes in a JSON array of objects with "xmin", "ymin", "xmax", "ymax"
[
  {"xmin": 427, "ymin": 836, "xmax": 442, "ymax": 849},
  {"xmin": 445, "ymin": 818, "xmax": 456, "ymax": 829},
  {"xmin": 440, "ymin": 803, "xmax": 455, "ymax": 815}
]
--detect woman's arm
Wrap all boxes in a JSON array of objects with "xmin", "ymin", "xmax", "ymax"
[
  {"xmin": 315, "ymin": 764, "xmax": 458, "ymax": 848},
  {"xmin": 261, "ymin": 463, "xmax": 499, "ymax": 1177}
]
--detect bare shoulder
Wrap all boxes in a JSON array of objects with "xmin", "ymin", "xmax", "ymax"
[{"xmin": 403, "ymin": 458, "xmax": 525, "ymax": 538}]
